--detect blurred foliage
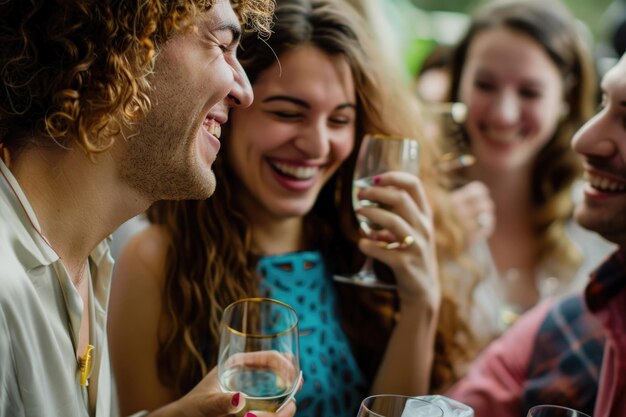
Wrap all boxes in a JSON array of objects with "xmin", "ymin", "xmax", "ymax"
[
  {"xmin": 395, "ymin": 0, "xmax": 625, "ymax": 78},
  {"xmin": 411, "ymin": 0, "xmax": 615, "ymax": 42}
]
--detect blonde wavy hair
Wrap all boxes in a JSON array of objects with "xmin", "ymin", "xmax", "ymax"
[
  {"xmin": 0, "ymin": 0, "xmax": 273, "ymax": 157},
  {"xmin": 448, "ymin": 0, "xmax": 596, "ymax": 283},
  {"xmin": 149, "ymin": 0, "xmax": 470, "ymax": 396}
]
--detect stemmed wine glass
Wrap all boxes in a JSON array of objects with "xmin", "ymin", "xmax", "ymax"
[
  {"xmin": 334, "ymin": 133, "xmax": 420, "ymax": 290},
  {"xmin": 527, "ymin": 405, "xmax": 591, "ymax": 417},
  {"xmin": 218, "ymin": 298, "xmax": 302, "ymax": 416},
  {"xmin": 357, "ymin": 395, "xmax": 444, "ymax": 417}
]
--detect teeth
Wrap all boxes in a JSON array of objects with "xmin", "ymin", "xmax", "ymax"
[
  {"xmin": 203, "ymin": 119, "xmax": 221, "ymax": 139},
  {"xmin": 208, "ymin": 124, "xmax": 221, "ymax": 139},
  {"xmin": 585, "ymin": 172, "xmax": 626, "ymax": 192},
  {"xmin": 271, "ymin": 161, "xmax": 319, "ymax": 180}
]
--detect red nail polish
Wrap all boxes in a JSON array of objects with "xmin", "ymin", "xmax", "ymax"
[
  {"xmin": 231, "ymin": 392, "xmax": 240, "ymax": 407},
  {"xmin": 373, "ymin": 175, "xmax": 381, "ymax": 185},
  {"xmin": 244, "ymin": 413, "xmax": 258, "ymax": 417}
]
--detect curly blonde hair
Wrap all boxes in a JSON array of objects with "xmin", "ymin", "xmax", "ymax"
[{"xmin": 0, "ymin": 0, "xmax": 274, "ymax": 156}]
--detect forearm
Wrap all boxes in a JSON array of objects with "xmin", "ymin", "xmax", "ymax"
[{"xmin": 369, "ymin": 301, "xmax": 438, "ymax": 395}]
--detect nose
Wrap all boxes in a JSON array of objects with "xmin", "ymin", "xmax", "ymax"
[
  {"xmin": 489, "ymin": 91, "xmax": 520, "ymax": 126},
  {"xmin": 226, "ymin": 59, "xmax": 253, "ymax": 109},
  {"xmin": 295, "ymin": 120, "xmax": 331, "ymax": 158},
  {"xmin": 571, "ymin": 110, "xmax": 618, "ymax": 156}
]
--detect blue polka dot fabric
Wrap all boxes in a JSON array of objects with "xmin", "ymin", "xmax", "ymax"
[{"xmin": 258, "ymin": 251, "xmax": 368, "ymax": 417}]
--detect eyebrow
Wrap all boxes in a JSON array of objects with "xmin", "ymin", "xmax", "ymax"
[
  {"xmin": 474, "ymin": 69, "xmax": 546, "ymax": 88},
  {"xmin": 263, "ymin": 95, "xmax": 356, "ymax": 110},
  {"xmin": 214, "ymin": 22, "xmax": 242, "ymax": 43}
]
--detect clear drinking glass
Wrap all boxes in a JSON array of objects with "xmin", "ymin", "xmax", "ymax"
[
  {"xmin": 218, "ymin": 298, "xmax": 301, "ymax": 416},
  {"xmin": 422, "ymin": 102, "xmax": 474, "ymax": 189},
  {"xmin": 357, "ymin": 395, "xmax": 444, "ymax": 417},
  {"xmin": 527, "ymin": 405, "xmax": 591, "ymax": 417},
  {"xmin": 333, "ymin": 133, "xmax": 420, "ymax": 290}
]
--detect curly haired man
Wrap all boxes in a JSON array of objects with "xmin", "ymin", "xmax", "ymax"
[{"xmin": 0, "ymin": 1, "xmax": 295, "ymax": 417}]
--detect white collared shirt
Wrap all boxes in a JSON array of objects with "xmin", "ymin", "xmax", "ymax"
[{"xmin": 0, "ymin": 160, "xmax": 116, "ymax": 417}]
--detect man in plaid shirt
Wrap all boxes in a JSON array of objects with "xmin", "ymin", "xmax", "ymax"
[{"xmin": 448, "ymin": 54, "xmax": 626, "ymax": 417}]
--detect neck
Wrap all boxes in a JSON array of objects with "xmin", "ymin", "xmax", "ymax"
[
  {"xmin": 253, "ymin": 219, "xmax": 304, "ymax": 256},
  {"xmin": 9, "ymin": 144, "xmax": 149, "ymax": 272},
  {"xmin": 469, "ymin": 164, "xmax": 534, "ymax": 227},
  {"xmin": 246, "ymin": 210, "xmax": 304, "ymax": 256}
]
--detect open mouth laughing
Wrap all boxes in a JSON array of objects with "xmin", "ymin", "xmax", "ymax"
[
  {"xmin": 268, "ymin": 159, "xmax": 320, "ymax": 180},
  {"xmin": 585, "ymin": 171, "xmax": 626, "ymax": 193},
  {"xmin": 203, "ymin": 118, "xmax": 222, "ymax": 138}
]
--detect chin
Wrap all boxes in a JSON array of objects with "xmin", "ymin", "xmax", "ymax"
[
  {"xmin": 576, "ymin": 210, "xmax": 625, "ymax": 242},
  {"xmin": 192, "ymin": 173, "xmax": 217, "ymax": 200},
  {"xmin": 273, "ymin": 202, "xmax": 316, "ymax": 219},
  {"xmin": 574, "ymin": 207, "xmax": 597, "ymax": 232},
  {"xmin": 172, "ymin": 170, "xmax": 216, "ymax": 201}
]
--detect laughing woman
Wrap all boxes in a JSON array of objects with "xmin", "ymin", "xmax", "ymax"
[
  {"xmin": 443, "ymin": 0, "xmax": 616, "ymax": 360},
  {"xmin": 108, "ymin": 0, "xmax": 470, "ymax": 415}
]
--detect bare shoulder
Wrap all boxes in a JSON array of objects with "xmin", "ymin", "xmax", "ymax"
[
  {"xmin": 109, "ymin": 225, "xmax": 171, "ymax": 342},
  {"xmin": 114, "ymin": 224, "xmax": 172, "ymax": 286}
]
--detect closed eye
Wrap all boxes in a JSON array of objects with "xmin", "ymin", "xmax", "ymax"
[
  {"xmin": 474, "ymin": 80, "xmax": 495, "ymax": 92},
  {"xmin": 220, "ymin": 44, "xmax": 235, "ymax": 53},
  {"xmin": 329, "ymin": 116, "xmax": 352, "ymax": 126},
  {"xmin": 519, "ymin": 89, "xmax": 542, "ymax": 99},
  {"xmin": 269, "ymin": 111, "xmax": 303, "ymax": 120}
]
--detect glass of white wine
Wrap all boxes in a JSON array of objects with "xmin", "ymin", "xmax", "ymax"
[
  {"xmin": 357, "ymin": 395, "xmax": 444, "ymax": 417},
  {"xmin": 334, "ymin": 133, "xmax": 420, "ymax": 290},
  {"xmin": 218, "ymin": 298, "xmax": 301, "ymax": 416},
  {"xmin": 527, "ymin": 405, "xmax": 591, "ymax": 417}
]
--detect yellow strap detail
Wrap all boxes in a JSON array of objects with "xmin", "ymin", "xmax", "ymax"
[{"xmin": 79, "ymin": 345, "xmax": 95, "ymax": 387}]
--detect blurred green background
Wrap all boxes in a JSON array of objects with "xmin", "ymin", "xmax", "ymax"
[
  {"xmin": 414, "ymin": 0, "xmax": 614, "ymax": 40},
  {"xmin": 375, "ymin": 0, "xmax": 625, "ymax": 79}
]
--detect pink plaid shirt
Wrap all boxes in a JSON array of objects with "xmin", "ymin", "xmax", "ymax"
[{"xmin": 448, "ymin": 249, "xmax": 626, "ymax": 417}]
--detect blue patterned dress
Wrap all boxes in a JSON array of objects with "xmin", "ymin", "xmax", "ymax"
[{"xmin": 258, "ymin": 251, "xmax": 368, "ymax": 417}]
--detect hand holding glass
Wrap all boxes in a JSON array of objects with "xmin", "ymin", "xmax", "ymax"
[
  {"xmin": 218, "ymin": 298, "xmax": 301, "ymax": 416},
  {"xmin": 334, "ymin": 133, "xmax": 420, "ymax": 290}
]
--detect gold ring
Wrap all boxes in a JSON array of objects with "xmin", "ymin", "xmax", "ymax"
[{"xmin": 385, "ymin": 235, "xmax": 415, "ymax": 250}]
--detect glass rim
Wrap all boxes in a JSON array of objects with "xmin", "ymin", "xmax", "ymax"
[
  {"xmin": 360, "ymin": 394, "xmax": 442, "ymax": 417},
  {"xmin": 367, "ymin": 133, "xmax": 421, "ymax": 144},
  {"xmin": 528, "ymin": 405, "xmax": 591, "ymax": 416},
  {"xmin": 221, "ymin": 297, "xmax": 299, "ymax": 339}
]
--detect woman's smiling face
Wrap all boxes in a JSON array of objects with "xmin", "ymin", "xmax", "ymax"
[
  {"xmin": 459, "ymin": 27, "xmax": 565, "ymax": 173},
  {"xmin": 227, "ymin": 45, "xmax": 356, "ymax": 220}
]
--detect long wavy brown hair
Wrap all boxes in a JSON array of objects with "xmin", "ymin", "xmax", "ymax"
[
  {"xmin": 448, "ymin": 0, "xmax": 596, "ymax": 282},
  {"xmin": 0, "ymin": 0, "xmax": 273, "ymax": 158},
  {"xmin": 149, "ymin": 0, "xmax": 471, "ymax": 397}
]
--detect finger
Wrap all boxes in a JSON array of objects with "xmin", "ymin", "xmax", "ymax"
[
  {"xmin": 226, "ymin": 351, "xmax": 295, "ymax": 370},
  {"xmin": 450, "ymin": 181, "xmax": 491, "ymax": 207},
  {"xmin": 474, "ymin": 211, "xmax": 495, "ymax": 237},
  {"xmin": 471, "ymin": 198, "xmax": 495, "ymax": 215},
  {"xmin": 248, "ymin": 398, "xmax": 297, "ymax": 417},
  {"xmin": 361, "ymin": 172, "xmax": 431, "ymax": 220},
  {"xmin": 457, "ymin": 180, "xmax": 490, "ymax": 199},
  {"xmin": 279, "ymin": 398, "xmax": 297, "ymax": 416},
  {"xmin": 223, "ymin": 351, "xmax": 299, "ymax": 381},
  {"xmin": 197, "ymin": 392, "xmax": 246, "ymax": 416},
  {"xmin": 357, "ymin": 205, "xmax": 429, "ymax": 243}
]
